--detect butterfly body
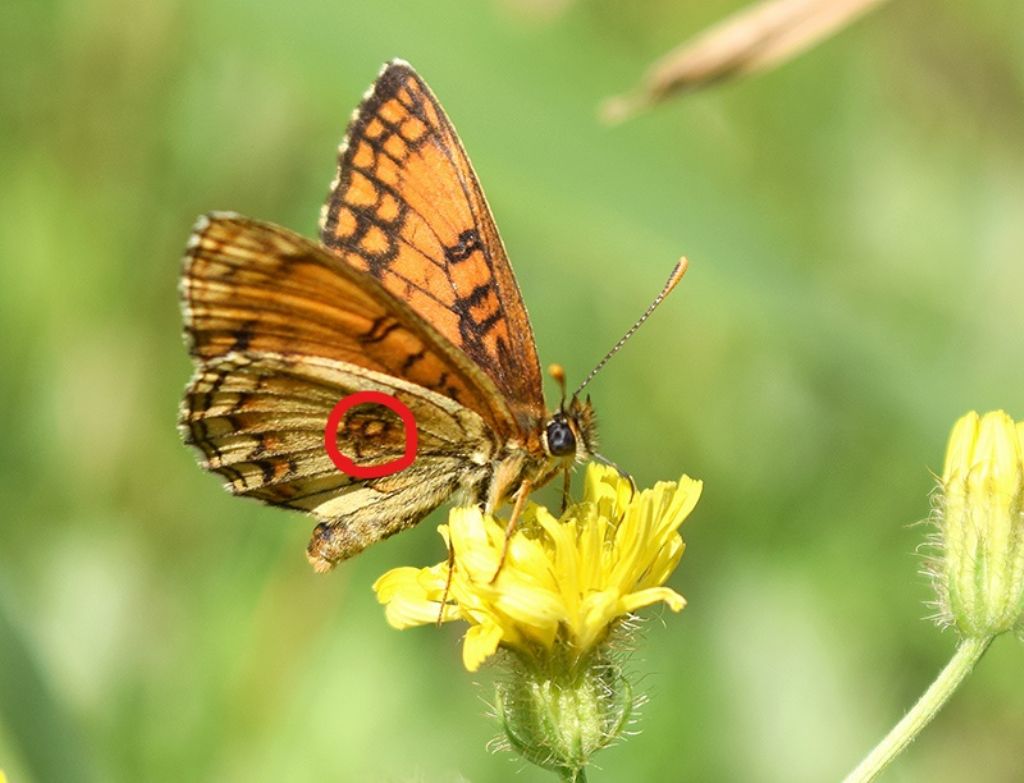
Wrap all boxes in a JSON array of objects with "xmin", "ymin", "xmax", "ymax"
[{"xmin": 180, "ymin": 60, "xmax": 597, "ymax": 570}]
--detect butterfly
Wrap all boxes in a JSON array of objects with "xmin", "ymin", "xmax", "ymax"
[{"xmin": 180, "ymin": 59, "xmax": 684, "ymax": 572}]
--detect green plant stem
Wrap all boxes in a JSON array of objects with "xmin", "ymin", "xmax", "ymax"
[
  {"xmin": 560, "ymin": 769, "xmax": 587, "ymax": 783},
  {"xmin": 843, "ymin": 635, "xmax": 993, "ymax": 783}
]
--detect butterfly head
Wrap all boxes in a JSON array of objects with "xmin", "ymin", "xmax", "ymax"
[{"xmin": 543, "ymin": 396, "xmax": 596, "ymax": 462}]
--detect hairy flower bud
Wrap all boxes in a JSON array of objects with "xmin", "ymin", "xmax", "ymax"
[
  {"xmin": 495, "ymin": 646, "xmax": 633, "ymax": 779},
  {"xmin": 934, "ymin": 411, "xmax": 1024, "ymax": 637}
]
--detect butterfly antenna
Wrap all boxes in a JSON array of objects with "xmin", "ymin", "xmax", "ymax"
[
  {"xmin": 548, "ymin": 363, "xmax": 568, "ymax": 411},
  {"xmin": 573, "ymin": 257, "xmax": 689, "ymax": 398}
]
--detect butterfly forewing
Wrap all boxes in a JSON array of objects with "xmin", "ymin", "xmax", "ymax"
[
  {"xmin": 320, "ymin": 60, "xmax": 545, "ymax": 429},
  {"xmin": 183, "ymin": 213, "xmax": 519, "ymax": 438}
]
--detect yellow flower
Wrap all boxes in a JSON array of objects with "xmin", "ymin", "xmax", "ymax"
[
  {"xmin": 936, "ymin": 410, "xmax": 1024, "ymax": 637},
  {"xmin": 374, "ymin": 462, "xmax": 702, "ymax": 671}
]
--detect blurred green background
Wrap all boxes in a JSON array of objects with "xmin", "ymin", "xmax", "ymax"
[{"xmin": 3, "ymin": 1, "xmax": 1024, "ymax": 780}]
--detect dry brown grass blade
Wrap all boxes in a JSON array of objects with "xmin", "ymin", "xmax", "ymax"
[{"xmin": 602, "ymin": 0, "xmax": 890, "ymax": 123}]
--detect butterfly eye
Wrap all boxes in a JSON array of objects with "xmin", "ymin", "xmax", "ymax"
[{"xmin": 545, "ymin": 419, "xmax": 577, "ymax": 457}]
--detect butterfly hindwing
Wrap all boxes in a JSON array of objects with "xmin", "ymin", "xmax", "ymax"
[
  {"xmin": 319, "ymin": 60, "xmax": 545, "ymax": 429},
  {"xmin": 181, "ymin": 350, "xmax": 495, "ymax": 568}
]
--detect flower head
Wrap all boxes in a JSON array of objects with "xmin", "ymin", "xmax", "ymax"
[
  {"xmin": 374, "ymin": 462, "xmax": 702, "ymax": 670},
  {"xmin": 375, "ymin": 462, "xmax": 702, "ymax": 776},
  {"xmin": 933, "ymin": 410, "xmax": 1024, "ymax": 638}
]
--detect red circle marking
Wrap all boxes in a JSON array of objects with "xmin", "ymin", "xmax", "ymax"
[{"xmin": 323, "ymin": 391, "xmax": 418, "ymax": 479}]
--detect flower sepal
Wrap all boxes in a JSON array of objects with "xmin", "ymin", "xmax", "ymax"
[{"xmin": 494, "ymin": 646, "xmax": 634, "ymax": 779}]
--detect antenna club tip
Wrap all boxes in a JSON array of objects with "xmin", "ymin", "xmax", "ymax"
[
  {"xmin": 668, "ymin": 257, "xmax": 689, "ymax": 291},
  {"xmin": 547, "ymin": 363, "xmax": 567, "ymax": 383}
]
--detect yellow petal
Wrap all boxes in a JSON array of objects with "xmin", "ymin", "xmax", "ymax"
[
  {"xmin": 620, "ymin": 586, "xmax": 687, "ymax": 614},
  {"xmin": 971, "ymin": 411, "xmax": 1023, "ymax": 499},
  {"xmin": 494, "ymin": 583, "xmax": 564, "ymax": 625},
  {"xmin": 665, "ymin": 477, "xmax": 703, "ymax": 530},
  {"xmin": 943, "ymin": 411, "xmax": 979, "ymax": 484},
  {"xmin": 373, "ymin": 566, "xmax": 428, "ymax": 604},
  {"xmin": 375, "ymin": 565, "xmax": 457, "ymax": 628},
  {"xmin": 577, "ymin": 590, "xmax": 622, "ymax": 650},
  {"xmin": 384, "ymin": 595, "xmax": 450, "ymax": 629},
  {"xmin": 463, "ymin": 621, "xmax": 504, "ymax": 672}
]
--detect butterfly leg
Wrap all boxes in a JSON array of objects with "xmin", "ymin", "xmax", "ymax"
[
  {"xmin": 489, "ymin": 478, "xmax": 533, "ymax": 584},
  {"xmin": 560, "ymin": 467, "xmax": 572, "ymax": 514},
  {"xmin": 437, "ymin": 539, "xmax": 456, "ymax": 627}
]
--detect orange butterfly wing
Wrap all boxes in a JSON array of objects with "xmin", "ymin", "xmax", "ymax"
[
  {"xmin": 182, "ymin": 213, "xmax": 518, "ymax": 439},
  {"xmin": 319, "ymin": 60, "xmax": 545, "ymax": 430}
]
